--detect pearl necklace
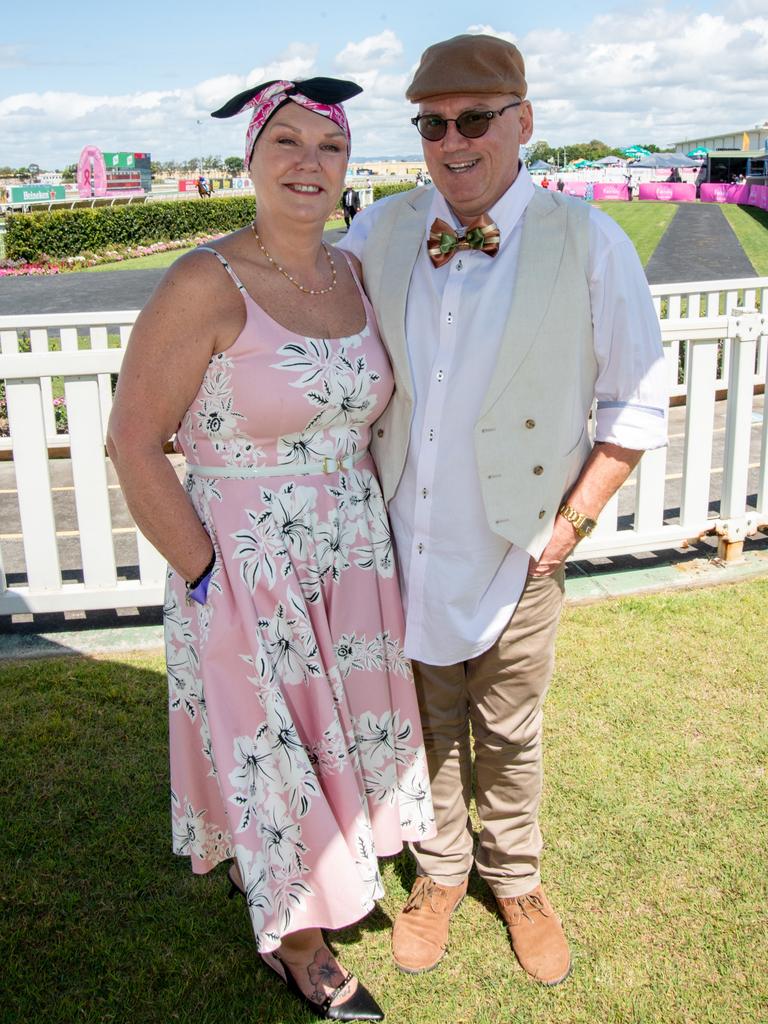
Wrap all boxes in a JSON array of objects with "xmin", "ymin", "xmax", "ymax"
[{"xmin": 251, "ymin": 222, "xmax": 337, "ymax": 296}]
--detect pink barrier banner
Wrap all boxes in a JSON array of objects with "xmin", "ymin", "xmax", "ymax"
[
  {"xmin": 699, "ymin": 182, "xmax": 753, "ymax": 204},
  {"xmin": 638, "ymin": 182, "xmax": 696, "ymax": 202},
  {"xmin": 728, "ymin": 184, "xmax": 752, "ymax": 204},
  {"xmin": 750, "ymin": 185, "xmax": 768, "ymax": 210},
  {"xmin": 563, "ymin": 182, "xmax": 587, "ymax": 197},
  {"xmin": 592, "ymin": 183, "xmax": 628, "ymax": 201},
  {"xmin": 700, "ymin": 183, "xmax": 730, "ymax": 203}
]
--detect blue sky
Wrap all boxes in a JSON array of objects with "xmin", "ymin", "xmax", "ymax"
[{"xmin": 2, "ymin": 0, "xmax": 766, "ymax": 169}]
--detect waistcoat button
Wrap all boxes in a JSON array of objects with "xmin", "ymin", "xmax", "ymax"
[
  {"xmin": 533, "ymin": 465, "xmax": 544, "ymax": 475},
  {"xmin": 376, "ymin": 428, "xmax": 384, "ymax": 438},
  {"xmin": 525, "ymin": 419, "xmax": 536, "ymax": 429},
  {"xmin": 538, "ymin": 509, "xmax": 546, "ymax": 519}
]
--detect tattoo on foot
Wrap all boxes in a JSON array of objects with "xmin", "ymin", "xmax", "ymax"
[{"xmin": 307, "ymin": 946, "xmax": 344, "ymax": 1000}]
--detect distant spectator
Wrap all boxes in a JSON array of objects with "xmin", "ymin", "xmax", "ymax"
[
  {"xmin": 341, "ymin": 185, "xmax": 361, "ymax": 227},
  {"xmin": 556, "ymin": 178, "xmax": 564, "ymax": 192},
  {"xmin": 540, "ymin": 175, "xmax": 550, "ymax": 189}
]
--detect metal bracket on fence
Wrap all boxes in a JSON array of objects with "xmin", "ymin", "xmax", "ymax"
[
  {"xmin": 713, "ymin": 513, "xmax": 761, "ymax": 562},
  {"xmin": 727, "ymin": 310, "xmax": 765, "ymax": 340}
]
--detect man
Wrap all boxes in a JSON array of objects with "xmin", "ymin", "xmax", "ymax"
[
  {"xmin": 341, "ymin": 34, "xmax": 667, "ymax": 985},
  {"xmin": 342, "ymin": 184, "xmax": 361, "ymax": 227}
]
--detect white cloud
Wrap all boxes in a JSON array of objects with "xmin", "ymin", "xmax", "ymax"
[
  {"xmin": 335, "ymin": 31, "xmax": 403, "ymax": 72},
  {"xmin": 2, "ymin": 7, "xmax": 768, "ymax": 167},
  {"xmin": 465, "ymin": 25, "xmax": 519, "ymax": 45}
]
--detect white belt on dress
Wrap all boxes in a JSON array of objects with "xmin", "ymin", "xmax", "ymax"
[{"xmin": 185, "ymin": 449, "xmax": 369, "ymax": 479}]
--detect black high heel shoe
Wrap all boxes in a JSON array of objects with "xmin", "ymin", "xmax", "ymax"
[
  {"xmin": 228, "ymin": 866, "xmax": 383, "ymax": 1020},
  {"xmin": 261, "ymin": 950, "xmax": 384, "ymax": 1022}
]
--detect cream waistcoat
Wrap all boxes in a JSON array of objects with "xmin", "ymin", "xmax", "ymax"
[{"xmin": 362, "ymin": 185, "xmax": 597, "ymax": 560}]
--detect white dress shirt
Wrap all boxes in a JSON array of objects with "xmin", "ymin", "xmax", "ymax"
[{"xmin": 340, "ymin": 165, "xmax": 667, "ymax": 666}]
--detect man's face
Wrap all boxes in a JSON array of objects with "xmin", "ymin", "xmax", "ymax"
[{"xmin": 417, "ymin": 92, "xmax": 533, "ymax": 224}]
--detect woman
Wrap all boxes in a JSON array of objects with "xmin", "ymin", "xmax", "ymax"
[{"xmin": 107, "ymin": 77, "xmax": 434, "ymax": 1022}]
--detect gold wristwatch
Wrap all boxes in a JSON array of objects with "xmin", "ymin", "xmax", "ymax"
[{"xmin": 558, "ymin": 502, "xmax": 597, "ymax": 539}]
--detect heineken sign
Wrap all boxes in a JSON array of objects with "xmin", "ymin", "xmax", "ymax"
[{"xmin": 9, "ymin": 186, "xmax": 66, "ymax": 203}]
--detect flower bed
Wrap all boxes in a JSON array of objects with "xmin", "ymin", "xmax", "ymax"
[{"xmin": 0, "ymin": 233, "xmax": 225, "ymax": 277}]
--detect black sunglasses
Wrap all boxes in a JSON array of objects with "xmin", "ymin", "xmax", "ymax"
[{"xmin": 411, "ymin": 101, "xmax": 522, "ymax": 142}]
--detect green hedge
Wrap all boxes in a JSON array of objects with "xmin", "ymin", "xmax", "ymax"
[
  {"xmin": 372, "ymin": 183, "xmax": 418, "ymax": 201},
  {"xmin": 6, "ymin": 196, "xmax": 256, "ymax": 262}
]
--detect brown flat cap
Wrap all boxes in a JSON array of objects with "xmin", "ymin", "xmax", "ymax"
[{"xmin": 406, "ymin": 34, "xmax": 527, "ymax": 102}]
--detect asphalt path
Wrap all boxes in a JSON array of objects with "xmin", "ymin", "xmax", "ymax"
[
  {"xmin": 645, "ymin": 203, "xmax": 757, "ymax": 285},
  {"xmin": 0, "ymin": 228, "xmax": 349, "ymax": 316}
]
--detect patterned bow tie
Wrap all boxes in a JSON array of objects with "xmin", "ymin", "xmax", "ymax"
[{"xmin": 427, "ymin": 215, "xmax": 501, "ymax": 267}]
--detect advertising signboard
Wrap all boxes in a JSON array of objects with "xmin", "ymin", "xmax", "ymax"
[{"xmin": 9, "ymin": 186, "xmax": 67, "ymax": 203}]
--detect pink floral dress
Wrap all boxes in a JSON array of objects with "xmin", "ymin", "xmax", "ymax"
[{"xmin": 164, "ymin": 248, "xmax": 434, "ymax": 953}]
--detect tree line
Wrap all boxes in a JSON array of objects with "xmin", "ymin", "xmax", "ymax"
[
  {"xmin": 525, "ymin": 139, "xmax": 673, "ymax": 166},
  {"xmin": 0, "ymin": 156, "xmax": 247, "ymax": 182}
]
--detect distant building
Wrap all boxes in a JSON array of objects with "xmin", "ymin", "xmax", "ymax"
[{"xmin": 672, "ymin": 122, "xmax": 768, "ymax": 155}]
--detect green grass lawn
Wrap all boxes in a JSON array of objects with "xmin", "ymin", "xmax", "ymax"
[
  {"xmin": 2, "ymin": 579, "xmax": 766, "ymax": 1024},
  {"xmin": 719, "ymin": 204, "xmax": 768, "ymax": 276},
  {"xmin": 82, "ymin": 246, "xmax": 197, "ymax": 272},
  {"xmin": 592, "ymin": 201, "xmax": 678, "ymax": 267},
  {"xmin": 80, "ymin": 219, "xmax": 347, "ymax": 273}
]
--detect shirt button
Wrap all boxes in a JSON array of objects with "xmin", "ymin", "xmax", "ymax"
[
  {"xmin": 376, "ymin": 428, "xmax": 384, "ymax": 438},
  {"xmin": 538, "ymin": 509, "xmax": 546, "ymax": 519},
  {"xmin": 428, "ymin": 428, "xmax": 435, "ymax": 441},
  {"xmin": 422, "ymin": 488, "xmax": 428, "ymax": 498},
  {"xmin": 456, "ymin": 259, "xmax": 463, "ymax": 271},
  {"xmin": 533, "ymin": 465, "xmax": 544, "ymax": 475},
  {"xmin": 525, "ymin": 419, "xmax": 536, "ymax": 429},
  {"xmin": 446, "ymin": 313, "xmax": 454, "ymax": 324},
  {"xmin": 417, "ymin": 542, "xmax": 424, "ymax": 554},
  {"xmin": 436, "ymin": 370, "xmax": 444, "ymax": 382}
]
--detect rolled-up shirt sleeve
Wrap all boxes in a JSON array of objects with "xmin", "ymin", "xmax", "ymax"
[{"xmin": 589, "ymin": 209, "xmax": 669, "ymax": 450}]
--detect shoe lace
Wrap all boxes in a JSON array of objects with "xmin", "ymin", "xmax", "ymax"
[
  {"xmin": 505, "ymin": 891, "xmax": 551, "ymax": 926},
  {"xmin": 404, "ymin": 877, "xmax": 446, "ymax": 913}
]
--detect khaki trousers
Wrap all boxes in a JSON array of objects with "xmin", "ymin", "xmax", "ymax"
[{"xmin": 411, "ymin": 569, "xmax": 565, "ymax": 898}]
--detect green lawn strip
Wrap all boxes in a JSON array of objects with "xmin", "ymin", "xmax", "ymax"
[
  {"xmin": 592, "ymin": 201, "xmax": 678, "ymax": 267},
  {"xmin": 82, "ymin": 246, "xmax": 196, "ymax": 272},
  {"xmin": 2, "ymin": 579, "xmax": 766, "ymax": 1023},
  {"xmin": 78, "ymin": 219, "xmax": 347, "ymax": 274},
  {"xmin": 719, "ymin": 204, "xmax": 768, "ymax": 276}
]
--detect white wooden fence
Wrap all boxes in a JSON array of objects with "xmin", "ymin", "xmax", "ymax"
[{"xmin": 1, "ymin": 277, "xmax": 767, "ymax": 616}]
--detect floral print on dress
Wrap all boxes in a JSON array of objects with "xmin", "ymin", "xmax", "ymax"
[{"xmin": 165, "ymin": 251, "xmax": 434, "ymax": 951}]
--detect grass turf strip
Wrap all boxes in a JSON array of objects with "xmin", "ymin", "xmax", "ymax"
[
  {"xmin": 2, "ymin": 578, "xmax": 766, "ymax": 1024},
  {"xmin": 719, "ymin": 204, "xmax": 768, "ymax": 276}
]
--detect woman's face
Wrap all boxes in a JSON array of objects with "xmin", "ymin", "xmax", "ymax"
[{"xmin": 249, "ymin": 101, "xmax": 348, "ymax": 225}]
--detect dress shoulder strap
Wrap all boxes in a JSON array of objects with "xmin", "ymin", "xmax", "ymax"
[
  {"xmin": 338, "ymin": 248, "xmax": 365, "ymax": 294},
  {"xmin": 197, "ymin": 246, "xmax": 247, "ymax": 294}
]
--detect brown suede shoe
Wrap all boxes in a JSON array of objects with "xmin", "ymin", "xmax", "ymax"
[
  {"xmin": 392, "ymin": 876, "xmax": 468, "ymax": 974},
  {"xmin": 496, "ymin": 885, "xmax": 571, "ymax": 985}
]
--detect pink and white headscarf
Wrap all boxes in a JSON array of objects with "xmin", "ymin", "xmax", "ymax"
[
  {"xmin": 243, "ymin": 81, "xmax": 351, "ymax": 167},
  {"xmin": 210, "ymin": 77, "xmax": 361, "ymax": 168}
]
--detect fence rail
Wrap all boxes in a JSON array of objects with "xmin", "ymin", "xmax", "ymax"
[{"xmin": 1, "ymin": 277, "xmax": 767, "ymax": 616}]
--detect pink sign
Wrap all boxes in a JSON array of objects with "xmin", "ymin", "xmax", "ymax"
[
  {"xmin": 750, "ymin": 185, "xmax": 768, "ymax": 210},
  {"xmin": 638, "ymin": 182, "xmax": 696, "ymax": 202},
  {"xmin": 699, "ymin": 183, "xmax": 729, "ymax": 203},
  {"xmin": 727, "ymin": 184, "xmax": 751, "ymax": 204},
  {"xmin": 592, "ymin": 183, "xmax": 629, "ymax": 201},
  {"xmin": 77, "ymin": 145, "xmax": 108, "ymax": 198},
  {"xmin": 563, "ymin": 182, "xmax": 587, "ymax": 197}
]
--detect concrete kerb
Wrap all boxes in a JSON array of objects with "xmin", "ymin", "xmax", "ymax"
[{"xmin": 2, "ymin": 546, "xmax": 766, "ymax": 662}]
